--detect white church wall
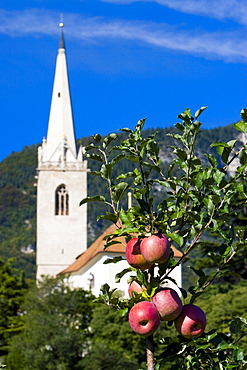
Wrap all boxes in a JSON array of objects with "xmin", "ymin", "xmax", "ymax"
[
  {"xmin": 36, "ymin": 169, "xmax": 87, "ymax": 279},
  {"xmin": 67, "ymin": 254, "xmax": 182, "ymax": 298}
]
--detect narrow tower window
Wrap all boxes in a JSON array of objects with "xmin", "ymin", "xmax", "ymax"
[
  {"xmin": 55, "ymin": 184, "xmax": 69, "ymax": 215},
  {"xmin": 58, "ymin": 92, "xmax": 61, "ymax": 97}
]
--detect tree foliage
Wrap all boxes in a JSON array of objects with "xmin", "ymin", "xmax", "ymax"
[
  {"xmin": 7, "ymin": 276, "xmax": 95, "ymax": 370},
  {"xmin": 0, "ymin": 146, "xmax": 38, "ymax": 279},
  {"xmin": 80, "ymin": 107, "xmax": 247, "ymax": 369},
  {"xmin": 0, "ymin": 258, "xmax": 27, "ymax": 360},
  {"xmin": 81, "ymin": 303, "xmax": 146, "ymax": 369}
]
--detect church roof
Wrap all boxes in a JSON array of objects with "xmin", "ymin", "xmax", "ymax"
[{"xmin": 60, "ymin": 223, "xmax": 183, "ymax": 275}]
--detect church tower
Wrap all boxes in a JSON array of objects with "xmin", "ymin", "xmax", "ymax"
[{"xmin": 36, "ymin": 24, "xmax": 87, "ymax": 280}]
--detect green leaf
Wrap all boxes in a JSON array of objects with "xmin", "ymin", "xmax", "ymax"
[
  {"xmin": 205, "ymin": 153, "xmax": 218, "ymax": 167},
  {"xmin": 216, "ymin": 342, "xmax": 237, "ymax": 350},
  {"xmin": 195, "ymin": 106, "xmax": 207, "ymax": 119},
  {"xmin": 110, "ymin": 153, "xmax": 126, "ymax": 166},
  {"xmin": 112, "ymin": 182, "xmax": 130, "ymax": 203},
  {"xmin": 218, "ymin": 229, "xmax": 231, "ymax": 242},
  {"xmin": 118, "ymin": 308, "xmax": 128, "ymax": 317},
  {"xmin": 100, "ymin": 283, "xmax": 111, "ymax": 295},
  {"xmin": 117, "ymin": 171, "xmax": 136, "ymax": 179},
  {"xmin": 178, "ymin": 108, "xmax": 193, "ymax": 123},
  {"xmin": 179, "ymin": 287, "xmax": 187, "ymax": 299},
  {"xmin": 115, "ymin": 268, "xmax": 135, "ymax": 283},
  {"xmin": 146, "ymin": 140, "xmax": 159, "ymax": 158},
  {"xmin": 213, "ymin": 170, "xmax": 225, "ymax": 185},
  {"xmin": 217, "ymin": 270, "xmax": 240, "ymax": 278},
  {"xmin": 210, "ymin": 141, "xmax": 230, "ymax": 148},
  {"xmin": 79, "ymin": 195, "xmax": 106, "ymax": 206},
  {"xmin": 104, "ymin": 240, "xmax": 122, "ymax": 250},
  {"xmin": 193, "ymin": 172, "xmax": 203, "ymax": 188},
  {"xmin": 175, "ymin": 122, "xmax": 184, "ymax": 131},
  {"xmin": 234, "ymin": 120, "xmax": 247, "ymax": 134},
  {"xmin": 218, "ymin": 244, "xmax": 232, "ymax": 257},
  {"xmin": 103, "ymin": 133, "xmax": 118, "ymax": 149},
  {"xmin": 188, "ymin": 266, "xmax": 205, "ymax": 278},
  {"xmin": 234, "ymin": 348, "xmax": 244, "ymax": 361},
  {"xmin": 85, "ymin": 143, "xmax": 97, "ymax": 151},
  {"xmin": 142, "ymin": 161, "xmax": 161, "ymax": 173},
  {"xmin": 100, "ymin": 163, "xmax": 112, "ymax": 180},
  {"xmin": 88, "ymin": 170, "xmax": 102, "ymax": 176},
  {"xmin": 103, "ymin": 256, "xmax": 125, "ymax": 264},
  {"xmin": 119, "ymin": 127, "xmax": 133, "ymax": 133},
  {"xmin": 204, "ymin": 196, "xmax": 215, "ymax": 216},
  {"xmin": 154, "ymin": 179, "xmax": 176, "ymax": 191},
  {"xmin": 223, "ymin": 148, "xmax": 233, "ymax": 164},
  {"xmin": 85, "ymin": 153, "xmax": 103, "ymax": 162},
  {"xmin": 240, "ymin": 108, "xmax": 247, "ymax": 122},
  {"xmin": 92, "ymin": 133, "xmax": 102, "ymax": 142},
  {"xmin": 117, "ymin": 227, "xmax": 139, "ymax": 236},
  {"xmin": 135, "ymin": 118, "xmax": 146, "ymax": 132},
  {"xmin": 173, "ymin": 148, "xmax": 187, "ymax": 161},
  {"xmin": 166, "ymin": 233, "xmax": 184, "ymax": 247},
  {"xmin": 227, "ymin": 139, "xmax": 237, "ymax": 149},
  {"xmin": 239, "ymin": 149, "xmax": 247, "ymax": 165},
  {"xmin": 188, "ymin": 285, "xmax": 197, "ymax": 295},
  {"xmin": 230, "ymin": 317, "xmax": 246, "ymax": 334},
  {"xmin": 205, "ymin": 329, "xmax": 218, "ymax": 341},
  {"xmin": 126, "ymin": 155, "xmax": 139, "ymax": 163},
  {"xmin": 97, "ymin": 213, "xmax": 118, "ymax": 223},
  {"xmin": 119, "ymin": 209, "xmax": 134, "ymax": 228},
  {"xmin": 213, "ymin": 140, "xmax": 236, "ymax": 164}
]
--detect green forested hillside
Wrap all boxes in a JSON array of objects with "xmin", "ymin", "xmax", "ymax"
[
  {"xmin": 0, "ymin": 145, "xmax": 38, "ymax": 278},
  {"xmin": 0, "ymin": 123, "xmax": 241, "ymax": 279}
]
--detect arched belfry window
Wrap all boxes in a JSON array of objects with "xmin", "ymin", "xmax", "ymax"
[{"xmin": 55, "ymin": 184, "xmax": 69, "ymax": 215}]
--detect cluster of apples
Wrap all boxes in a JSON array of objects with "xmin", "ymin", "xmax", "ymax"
[{"xmin": 125, "ymin": 234, "xmax": 207, "ymax": 338}]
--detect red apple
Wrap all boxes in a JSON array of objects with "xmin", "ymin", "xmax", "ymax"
[
  {"xmin": 128, "ymin": 281, "xmax": 145, "ymax": 297},
  {"xmin": 175, "ymin": 304, "xmax": 206, "ymax": 338},
  {"xmin": 140, "ymin": 233, "xmax": 170, "ymax": 264},
  {"xmin": 128, "ymin": 301, "xmax": 160, "ymax": 337},
  {"xmin": 152, "ymin": 288, "xmax": 182, "ymax": 321},
  {"xmin": 125, "ymin": 238, "xmax": 153, "ymax": 270}
]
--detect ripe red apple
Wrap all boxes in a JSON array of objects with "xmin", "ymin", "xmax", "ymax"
[
  {"xmin": 128, "ymin": 281, "xmax": 145, "ymax": 297},
  {"xmin": 175, "ymin": 304, "xmax": 206, "ymax": 338},
  {"xmin": 125, "ymin": 238, "xmax": 153, "ymax": 270},
  {"xmin": 140, "ymin": 233, "xmax": 170, "ymax": 264},
  {"xmin": 128, "ymin": 301, "xmax": 160, "ymax": 337},
  {"xmin": 152, "ymin": 288, "xmax": 182, "ymax": 321}
]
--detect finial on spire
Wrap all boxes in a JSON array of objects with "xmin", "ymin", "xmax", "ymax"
[{"xmin": 59, "ymin": 18, "xmax": 65, "ymax": 49}]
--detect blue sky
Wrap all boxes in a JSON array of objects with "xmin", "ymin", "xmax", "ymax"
[{"xmin": 0, "ymin": 0, "xmax": 246, "ymax": 161}]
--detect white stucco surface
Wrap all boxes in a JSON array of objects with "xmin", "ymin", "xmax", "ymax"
[{"xmin": 67, "ymin": 254, "xmax": 182, "ymax": 298}]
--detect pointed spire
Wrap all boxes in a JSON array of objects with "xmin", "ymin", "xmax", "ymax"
[{"xmin": 41, "ymin": 23, "xmax": 77, "ymax": 163}]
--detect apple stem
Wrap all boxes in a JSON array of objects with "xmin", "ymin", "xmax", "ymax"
[{"xmin": 146, "ymin": 334, "xmax": 155, "ymax": 370}]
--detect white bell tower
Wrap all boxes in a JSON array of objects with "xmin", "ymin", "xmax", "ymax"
[{"xmin": 36, "ymin": 24, "xmax": 87, "ymax": 280}]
